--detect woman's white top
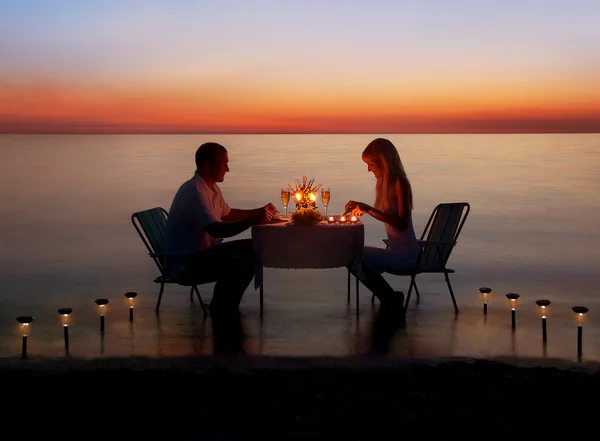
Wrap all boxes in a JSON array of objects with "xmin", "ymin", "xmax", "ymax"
[{"xmin": 361, "ymin": 188, "xmax": 420, "ymax": 274}]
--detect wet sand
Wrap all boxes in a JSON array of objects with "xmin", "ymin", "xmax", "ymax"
[{"xmin": 3, "ymin": 355, "xmax": 599, "ymax": 440}]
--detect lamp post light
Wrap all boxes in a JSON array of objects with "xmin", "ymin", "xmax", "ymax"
[
  {"xmin": 58, "ymin": 308, "xmax": 73, "ymax": 354},
  {"xmin": 16, "ymin": 316, "xmax": 34, "ymax": 359},
  {"xmin": 505, "ymin": 293, "xmax": 520, "ymax": 329},
  {"xmin": 95, "ymin": 298, "xmax": 109, "ymax": 333},
  {"xmin": 572, "ymin": 306, "xmax": 589, "ymax": 358},
  {"xmin": 534, "ymin": 300, "xmax": 551, "ymax": 343},
  {"xmin": 479, "ymin": 287, "xmax": 492, "ymax": 315},
  {"xmin": 124, "ymin": 291, "xmax": 138, "ymax": 322}
]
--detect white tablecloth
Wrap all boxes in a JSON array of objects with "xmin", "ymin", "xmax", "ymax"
[{"xmin": 251, "ymin": 221, "xmax": 364, "ymax": 289}]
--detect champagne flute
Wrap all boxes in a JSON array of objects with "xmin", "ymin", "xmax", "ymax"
[
  {"xmin": 321, "ymin": 187, "xmax": 331, "ymax": 217},
  {"xmin": 280, "ymin": 188, "xmax": 291, "ymax": 217}
]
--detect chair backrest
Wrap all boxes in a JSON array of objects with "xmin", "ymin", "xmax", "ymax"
[
  {"xmin": 131, "ymin": 207, "xmax": 169, "ymax": 275},
  {"xmin": 419, "ymin": 202, "xmax": 470, "ymax": 271}
]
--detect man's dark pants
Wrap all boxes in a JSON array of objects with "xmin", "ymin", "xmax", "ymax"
[{"xmin": 180, "ymin": 239, "xmax": 255, "ymax": 310}]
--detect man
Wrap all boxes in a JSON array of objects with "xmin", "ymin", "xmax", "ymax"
[{"xmin": 163, "ymin": 142, "xmax": 277, "ymax": 311}]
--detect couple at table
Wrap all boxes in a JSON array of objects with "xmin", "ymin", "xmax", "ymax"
[{"xmin": 163, "ymin": 139, "xmax": 418, "ymax": 315}]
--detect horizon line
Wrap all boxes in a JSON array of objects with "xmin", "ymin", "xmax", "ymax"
[{"xmin": 2, "ymin": 130, "xmax": 600, "ymax": 135}]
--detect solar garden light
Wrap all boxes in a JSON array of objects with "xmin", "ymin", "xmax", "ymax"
[
  {"xmin": 124, "ymin": 291, "xmax": 138, "ymax": 322},
  {"xmin": 535, "ymin": 300, "xmax": 551, "ymax": 343},
  {"xmin": 505, "ymin": 293, "xmax": 520, "ymax": 329},
  {"xmin": 16, "ymin": 316, "xmax": 34, "ymax": 359},
  {"xmin": 95, "ymin": 298, "xmax": 109, "ymax": 333},
  {"xmin": 58, "ymin": 308, "xmax": 73, "ymax": 354},
  {"xmin": 479, "ymin": 287, "xmax": 492, "ymax": 315},
  {"xmin": 572, "ymin": 306, "xmax": 589, "ymax": 358}
]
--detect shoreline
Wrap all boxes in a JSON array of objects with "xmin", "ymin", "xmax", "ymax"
[
  {"xmin": 2, "ymin": 355, "xmax": 599, "ymax": 439},
  {"xmin": 2, "ymin": 354, "xmax": 599, "ymax": 373}
]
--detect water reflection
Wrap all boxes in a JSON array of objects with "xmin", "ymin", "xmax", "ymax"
[
  {"xmin": 511, "ymin": 329, "xmax": 516, "ymax": 355},
  {"xmin": 365, "ymin": 309, "xmax": 406, "ymax": 356},
  {"xmin": 449, "ymin": 314, "xmax": 459, "ymax": 353},
  {"xmin": 1, "ymin": 134, "xmax": 600, "ymax": 364},
  {"xmin": 156, "ymin": 314, "xmax": 164, "ymax": 357},
  {"xmin": 257, "ymin": 315, "xmax": 265, "ymax": 355},
  {"xmin": 190, "ymin": 318, "xmax": 207, "ymax": 356},
  {"xmin": 129, "ymin": 322, "xmax": 135, "ymax": 355},
  {"xmin": 1, "ymin": 295, "xmax": 599, "ymax": 364},
  {"xmin": 211, "ymin": 311, "xmax": 246, "ymax": 355}
]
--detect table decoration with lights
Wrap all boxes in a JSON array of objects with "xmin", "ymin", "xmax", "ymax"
[{"xmin": 252, "ymin": 176, "xmax": 364, "ymax": 308}]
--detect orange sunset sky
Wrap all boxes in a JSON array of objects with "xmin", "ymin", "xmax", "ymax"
[{"xmin": 1, "ymin": 1, "xmax": 599, "ymax": 134}]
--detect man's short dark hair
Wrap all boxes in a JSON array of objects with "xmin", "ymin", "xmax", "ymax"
[{"xmin": 195, "ymin": 142, "xmax": 227, "ymax": 169}]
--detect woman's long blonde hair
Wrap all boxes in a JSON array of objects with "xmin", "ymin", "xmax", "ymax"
[{"xmin": 362, "ymin": 138, "xmax": 413, "ymax": 212}]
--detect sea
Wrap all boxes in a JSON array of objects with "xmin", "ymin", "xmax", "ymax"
[{"xmin": 1, "ymin": 133, "xmax": 599, "ymax": 362}]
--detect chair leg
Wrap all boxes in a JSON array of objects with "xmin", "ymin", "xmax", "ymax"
[
  {"xmin": 260, "ymin": 283, "xmax": 264, "ymax": 317},
  {"xmin": 355, "ymin": 278, "xmax": 360, "ymax": 317},
  {"xmin": 413, "ymin": 278, "xmax": 421, "ymax": 303},
  {"xmin": 403, "ymin": 276, "xmax": 416, "ymax": 312},
  {"xmin": 193, "ymin": 285, "xmax": 207, "ymax": 315},
  {"xmin": 155, "ymin": 282, "xmax": 165, "ymax": 314},
  {"xmin": 444, "ymin": 271, "xmax": 459, "ymax": 314},
  {"xmin": 347, "ymin": 269, "xmax": 351, "ymax": 304},
  {"xmin": 189, "ymin": 286, "xmax": 194, "ymax": 303}
]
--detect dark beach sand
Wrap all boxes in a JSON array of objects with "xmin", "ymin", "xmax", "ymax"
[{"xmin": 2, "ymin": 355, "xmax": 599, "ymax": 440}]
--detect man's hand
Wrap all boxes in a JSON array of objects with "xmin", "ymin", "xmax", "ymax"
[
  {"xmin": 344, "ymin": 200, "xmax": 371, "ymax": 216},
  {"xmin": 264, "ymin": 203, "xmax": 278, "ymax": 215},
  {"xmin": 254, "ymin": 203, "xmax": 278, "ymax": 224}
]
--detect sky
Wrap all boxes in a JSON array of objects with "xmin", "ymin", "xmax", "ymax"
[{"xmin": 1, "ymin": 0, "xmax": 599, "ymax": 134}]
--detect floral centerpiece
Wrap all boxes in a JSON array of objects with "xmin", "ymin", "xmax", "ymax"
[
  {"xmin": 287, "ymin": 176, "xmax": 323, "ymax": 225},
  {"xmin": 292, "ymin": 207, "xmax": 323, "ymax": 226},
  {"xmin": 288, "ymin": 176, "xmax": 322, "ymax": 210}
]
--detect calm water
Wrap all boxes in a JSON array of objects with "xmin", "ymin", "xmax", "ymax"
[{"xmin": 1, "ymin": 134, "xmax": 599, "ymax": 361}]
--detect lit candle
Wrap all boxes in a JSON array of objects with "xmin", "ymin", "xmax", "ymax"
[
  {"xmin": 95, "ymin": 298, "xmax": 109, "ymax": 333},
  {"xmin": 349, "ymin": 215, "xmax": 358, "ymax": 223},
  {"xmin": 339, "ymin": 215, "xmax": 347, "ymax": 223},
  {"xmin": 572, "ymin": 306, "xmax": 589, "ymax": 358},
  {"xmin": 535, "ymin": 299, "xmax": 551, "ymax": 343},
  {"xmin": 309, "ymin": 193, "xmax": 316, "ymax": 202},
  {"xmin": 16, "ymin": 316, "xmax": 34, "ymax": 359},
  {"xmin": 327, "ymin": 216, "xmax": 336, "ymax": 224},
  {"xmin": 58, "ymin": 308, "xmax": 73, "ymax": 355},
  {"xmin": 295, "ymin": 192, "xmax": 302, "ymax": 201},
  {"xmin": 124, "ymin": 291, "xmax": 138, "ymax": 322},
  {"xmin": 479, "ymin": 287, "xmax": 492, "ymax": 315},
  {"xmin": 505, "ymin": 292, "xmax": 520, "ymax": 329}
]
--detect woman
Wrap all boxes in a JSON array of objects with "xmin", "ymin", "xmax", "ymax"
[{"xmin": 345, "ymin": 138, "xmax": 420, "ymax": 311}]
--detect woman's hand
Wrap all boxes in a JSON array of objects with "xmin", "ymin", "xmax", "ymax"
[{"xmin": 344, "ymin": 200, "xmax": 371, "ymax": 216}]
